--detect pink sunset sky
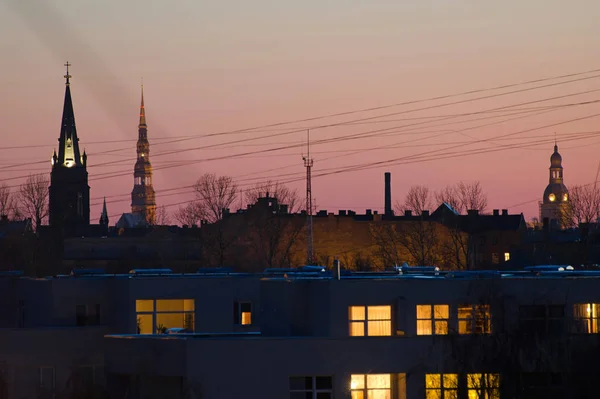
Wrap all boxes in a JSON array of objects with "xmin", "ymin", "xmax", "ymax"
[{"xmin": 1, "ymin": 0, "xmax": 600, "ymax": 222}]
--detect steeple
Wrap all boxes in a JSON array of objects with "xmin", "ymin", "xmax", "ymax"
[
  {"xmin": 139, "ymin": 83, "xmax": 147, "ymax": 129},
  {"xmin": 99, "ymin": 197, "xmax": 109, "ymax": 225},
  {"xmin": 55, "ymin": 61, "xmax": 83, "ymax": 169},
  {"xmin": 540, "ymin": 142, "xmax": 569, "ymax": 228},
  {"xmin": 131, "ymin": 84, "xmax": 156, "ymax": 224},
  {"xmin": 49, "ymin": 62, "xmax": 91, "ymax": 231}
]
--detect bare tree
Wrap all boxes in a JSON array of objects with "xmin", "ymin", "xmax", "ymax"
[
  {"xmin": 193, "ymin": 173, "xmax": 238, "ymax": 223},
  {"xmin": 154, "ymin": 205, "xmax": 171, "ymax": 225},
  {"xmin": 435, "ymin": 181, "xmax": 488, "ymax": 214},
  {"xmin": 17, "ymin": 174, "xmax": 49, "ymax": 230},
  {"xmin": 394, "ymin": 185, "xmax": 433, "ymax": 215},
  {"xmin": 245, "ymin": 180, "xmax": 301, "ymax": 212},
  {"xmin": 566, "ymin": 184, "xmax": 600, "ymax": 226},
  {"xmin": 0, "ymin": 183, "xmax": 18, "ymax": 220},
  {"xmin": 174, "ymin": 202, "xmax": 205, "ymax": 227}
]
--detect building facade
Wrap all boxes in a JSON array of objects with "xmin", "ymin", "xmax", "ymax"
[
  {"xmin": 540, "ymin": 143, "xmax": 569, "ymax": 228},
  {"xmin": 49, "ymin": 63, "xmax": 90, "ymax": 231},
  {"xmin": 131, "ymin": 86, "xmax": 156, "ymax": 225}
]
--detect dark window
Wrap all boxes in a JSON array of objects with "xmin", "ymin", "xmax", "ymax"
[
  {"xmin": 234, "ymin": 301, "xmax": 252, "ymax": 326},
  {"xmin": 290, "ymin": 376, "xmax": 333, "ymax": 399},
  {"xmin": 519, "ymin": 305, "xmax": 565, "ymax": 336},
  {"xmin": 76, "ymin": 304, "xmax": 101, "ymax": 326},
  {"xmin": 18, "ymin": 299, "xmax": 24, "ymax": 328},
  {"xmin": 76, "ymin": 305, "xmax": 87, "ymax": 326}
]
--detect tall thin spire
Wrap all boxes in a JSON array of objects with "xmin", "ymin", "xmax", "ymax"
[
  {"xmin": 139, "ymin": 84, "xmax": 146, "ymax": 128},
  {"xmin": 56, "ymin": 61, "xmax": 82, "ymax": 168},
  {"xmin": 99, "ymin": 197, "xmax": 109, "ymax": 225}
]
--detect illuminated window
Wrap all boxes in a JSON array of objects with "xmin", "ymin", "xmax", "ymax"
[
  {"xmin": 135, "ymin": 299, "xmax": 195, "ymax": 334},
  {"xmin": 504, "ymin": 252, "xmax": 510, "ymax": 262},
  {"xmin": 234, "ymin": 301, "xmax": 252, "ymax": 326},
  {"xmin": 425, "ymin": 374, "xmax": 458, "ymax": 399},
  {"xmin": 289, "ymin": 376, "xmax": 332, "ymax": 399},
  {"xmin": 467, "ymin": 374, "xmax": 500, "ymax": 399},
  {"xmin": 549, "ymin": 193, "xmax": 556, "ymax": 202},
  {"xmin": 417, "ymin": 305, "xmax": 449, "ymax": 335},
  {"xmin": 573, "ymin": 303, "xmax": 600, "ymax": 333},
  {"xmin": 458, "ymin": 305, "xmax": 491, "ymax": 334},
  {"xmin": 350, "ymin": 374, "xmax": 391, "ymax": 399},
  {"xmin": 349, "ymin": 305, "xmax": 392, "ymax": 336}
]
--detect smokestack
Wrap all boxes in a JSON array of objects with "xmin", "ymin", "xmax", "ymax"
[{"xmin": 384, "ymin": 172, "xmax": 392, "ymax": 216}]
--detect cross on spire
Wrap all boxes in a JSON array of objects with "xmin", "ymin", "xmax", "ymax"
[{"xmin": 64, "ymin": 61, "xmax": 72, "ymax": 85}]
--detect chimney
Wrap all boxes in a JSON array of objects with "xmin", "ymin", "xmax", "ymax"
[
  {"xmin": 467, "ymin": 209, "xmax": 479, "ymax": 217},
  {"xmin": 421, "ymin": 210, "xmax": 430, "ymax": 217},
  {"xmin": 339, "ymin": 210, "xmax": 347, "ymax": 216},
  {"xmin": 333, "ymin": 258, "xmax": 341, "ymax": 281},
  {"xmin": 502, "ymin": 209, "xmax": 508, "ymax": 216},
  {"xmin": 404, "ymin": 210, "xmax": 412, "ymax": 217},
  {"xmin": 384, "ymin": 172, "xmax": 392, "ymax": 216},
  {"xmin": 493, "ymin": 209, "xmax": 499, "ymax": 216},
  {"xmin": 366, "ymin": 209, "xmax": 372, "ymax": 215}
]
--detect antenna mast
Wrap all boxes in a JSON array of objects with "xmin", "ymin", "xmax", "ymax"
[{"xmin": 303, "ymin": 129, "xmax": 314, "ymax": 265}]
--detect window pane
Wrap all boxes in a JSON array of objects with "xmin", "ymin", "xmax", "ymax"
[
  {"xmin": 315, "ymin": 376, "xmax": 332, "ymax": 390},
  {"xmin": 367, "ymin": 374, "xmax": 390, "ymax": 389},
  {"xmin": 467, "ymin": 374, "xmax": 482, "ymax": 388},
  {"xmin": 350, "ymin": 321, "xmax": 365, "ymax": 336},
  {"xmin": 290, "ymin": 393, "xmax": 311, "ymax": 399},
  {"xmin": 349, "ymin": 306, "xmax": 365, "ymax": 321},
  {"xmin": 351, "ymin": 392, "xmax": 365, "ymax": 399},
  {"xmin": 289, "ymin": 376, "xmax": 312, "ymax": 390},
  {"xmin": 426, "ymin": 374, "xmax": 441, "ymax": 388},
  {"xmin": 241, "ymin": 311, "xmax": 252, "ymax": 325},
  {"xmin": 137, "ymin": 314, "xmax": 153, "ymax": 334},
  {"xmin": 136, "ymin": 300, "xmax": 153, "ymax": 312},
  {"xmin": 183, "ymin": 299, "xmax": 195, "ymax": 312},
  {"xmin": 458, "ymin": 305, "xmax": 472, "ymax": 319},
  {"xmin": 156, "ymin": 299, "xmax": 186, "ymax": 312},
  {"xmin": 240, "ymin": 302, "xmax": 251, "ymax": 313},
  {"xmin": 443, "ymin": 391, "xmax": 457, "ymax": 399},
  {"xmin": 458, "ymin": 320, "xmax": 470, "ymax": 334},
  {"xmin": 368, "ymin": 306, "xmax": 391, "ymax": 320},
  {"xmin": 443, "ymin": 374, "xmax": 458, "ymax": 388},
  {"xmin": 156, "ymin": 313, "xmax": 187, "ymax": 331},
  {"xmin": 434, "ymin": 320, "xmax": 448, "ymax": 335},
  {"xmin": 426, "ymin": 390, "xmax": 441, "ymax": 399},
  {"xmin": 367, "ymin": 320, "xmax": 391, "ymax": 336},
  {"xmin": 417, "ymin": 305, "xmax": 432, "ymax": 319},
  {"xmin": 417, "ymin": 320, "xmax": 432, "ymax": 335},
  {"xmin": 434, "ymin": 305, "xmax": 449, "ymax": 319},
  {"xmin": 367, "ymin": 389, "xmax": 391, "ymax": 399},
  {"xmin": 351, "ymin": 374, "xmax": 365, "ymax": 390},
  {"xmin": 316, "ymin": 393, "xmax": 332, "ymax": 399}
]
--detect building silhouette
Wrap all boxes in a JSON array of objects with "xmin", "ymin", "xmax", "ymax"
[
  {"xmin": 49, "ymin": 63, "xmax": 90, "ymax": 231},
  {"xmin": 131, "ymin": 85, "xmax": 156, "ymax": 224},
  {"xmin": 539, "ymin": 143, "xmax": 569, "ymax": 228}
]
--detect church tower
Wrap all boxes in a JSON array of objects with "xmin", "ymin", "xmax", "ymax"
[
  {"xmin": 540, "ymin": 143, "xmax": 569, "ymax": 228},
  {"xmin": 49, "ymin": 62, "xmax": 90, "ymax": 229},
  {"xmin": 131, "ymin": 85, "xmax": 156, "ymax": 224}
]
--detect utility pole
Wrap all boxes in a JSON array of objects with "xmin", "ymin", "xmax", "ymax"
[{"xmin": 303, "ymin": 129, "xmax": 314, "ymax": 265}]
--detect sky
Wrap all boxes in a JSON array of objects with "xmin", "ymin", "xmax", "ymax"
[{"xmin": 1, "ymin": 0, "xmax": 600, "ymax": 223}]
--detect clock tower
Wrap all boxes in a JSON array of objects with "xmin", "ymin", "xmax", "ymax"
[{"xmin": 539, "ymin": 143, "xmax": 569, "ymax": 228}]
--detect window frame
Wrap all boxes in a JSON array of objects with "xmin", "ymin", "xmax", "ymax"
[
  {"xmin": 234, "ymin": 301, "xmax": 253, "ymax": 326},
  {"xmin": 573, "ymin": 303, "xmax": 600, "ymax": 333},
  {"xmin": 425, "ymin": 373, "xmax": 458, "ymax": 399},
  {"xmin": 135, "ymin": 299, "xmax": 195, "ymax": 334},
  {"xmin": 416, "ymin": 304, "xmax": 450, "ymax": 336},
  {"xmin": 467, "ymin": 373, "xmax": 500, "ymax": 399},
  {"xmin": 458, "ymin": 304, "xmax": 492, "ymax": 335},
  {"xmin": 348, "ymin": 305, "xmax": 392, "ymax": 337},
  {"xmin": 350, "ymin": 374, "xmax": 392, "ymax": 399},
  {"xmin": 289, "ymin": 376, "xmax": 333, "ymax": 399}
]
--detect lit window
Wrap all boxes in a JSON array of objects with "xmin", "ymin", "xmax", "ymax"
[
  {"xmin": 350, "ymin": 374, "xmax": 391, "ymax": 399},
  {"xmin": 458, "ymin": 305, "xmax": 491, "ymax": 335},
  {"xmin": 426, "ymin": 374, "xmax": 458, "ymax": 399},
  {"xmin": 349, "ymin": 306, "xmax": 392, "ymax": 336},
  {"xmin": 417, "ymin": 305, "xmax": 449, "ymax": 335},
  {"xmin": 573, "ymin": 303, "xmax": 600, "ymax": 333},
  {"xmin": 504, "ymin": 252, "xmax": 510, "ymax": 262},
  {"xmin": 467, "ymin": 374, "xmax": 500, "ymax": 399},
  {"xmin": 234, "ymin": 301, "xmax": 252, "ymax": 326},
  {"xmin": 135, "ymin": 299, "xmax": 195, "ymax": 334},
  {"xmin": 289, "ymin": 376, "xmax": 332, "ymax": 399},
  {"xmin": 549, "ymin": 193, "xmax": 556, "ymax": 202}
]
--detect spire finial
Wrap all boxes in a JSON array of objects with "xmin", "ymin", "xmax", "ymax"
[{"xmin": 64, "ymin": 61, "xmax": 72, "ymax": 85}]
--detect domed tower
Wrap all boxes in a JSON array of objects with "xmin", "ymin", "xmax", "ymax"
[
  {"xmin": 131, "ymin": 85, "xmax": 156, "ymax": 224},
  {"xmin": 539, "ymin": 143, "xmax": 569, "ymax": 228}
]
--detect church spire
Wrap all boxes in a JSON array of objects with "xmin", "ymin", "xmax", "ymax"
[
  {"xmin": 55, "ymin": 61, "xmax": 82, "ymax": 169},
  {"xmin": 139, "ymin": 84, "xmax": 146, "ymax": 128},
  {"xmin": 99, "ymin": 197, "xmax": 109, "ymax": 225}
]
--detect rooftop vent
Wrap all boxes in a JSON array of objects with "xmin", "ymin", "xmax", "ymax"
[{"xmin": 524, "ymin": 265, "xmax": 573, "ymax": 272}]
